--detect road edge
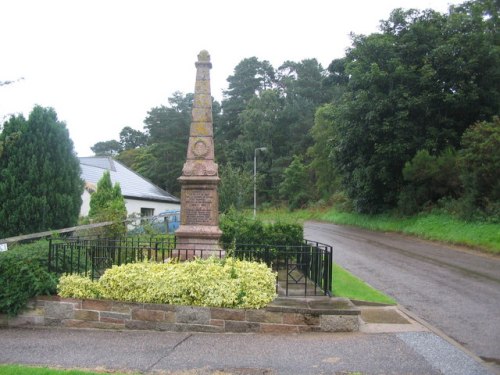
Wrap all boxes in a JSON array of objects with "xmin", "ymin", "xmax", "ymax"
[{"xmin": 397, "ymin": 305, "xmax": 499, "ymax": 375}]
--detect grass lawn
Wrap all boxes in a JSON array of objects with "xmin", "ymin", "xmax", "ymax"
[
  {"xmin": 332, "ymin": 263, "xmax": 396, "ymax": 305},
  {"xmin": 0, "ymin": 365, "xmax": 135, "ymax": 375}
]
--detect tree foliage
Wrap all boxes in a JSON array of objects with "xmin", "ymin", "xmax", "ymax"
[
  {"xmin": 327, "ymin": 1, "xmax": 499, "ymax": 213},
  {"xmin": 119, "ymin": 126, "xmax": 148, "ymax": 150},
  {"xmin": 0, "ymin": 240, "xmax": 57, "ymax": 316},
  {"xmin": 279, "ymin": 155, "xmax": 310, "ymax": 210},
  {"xmin": 218, "ymin": 163, "xmax": 253, "ymax": 213},
  {"xmin": 458, "ymin": 116, "xmax": 500, "ymax": 220},
  {"xmin": 398, "ymin": 148, "xmax": 461, "ymax": 214},
  {"xmin": 91, "ymin": 140, "xmax": 122, "ymax": 156},
  {"xmin": 0, "ymin": 106, "xmax": 83, "ymax": 237},
  {"xmin": 88, "ymin": 171, "xmax": 127, "ymax": 237}
]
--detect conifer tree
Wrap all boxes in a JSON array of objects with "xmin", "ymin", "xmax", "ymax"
[
  {"xmin": 0, "ymin": 106, "xmax": 83, "ymax": 237},
  {"xmin": 88, "ymin": 171, "xmax": 127, "ymax": 238}
]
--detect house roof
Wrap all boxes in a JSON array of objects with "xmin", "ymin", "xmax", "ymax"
[{"xmin": 79, "ymin": 157, "xmax": 180, "ymax": 204}]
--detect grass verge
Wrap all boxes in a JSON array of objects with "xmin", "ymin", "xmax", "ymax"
[
  {"xmin": 332, "ymin": 263, "xmax": 396, "ymax": 305},
  {"xmin": 259, "ymin": 208, "xmax": 500, "ymax": 254}
]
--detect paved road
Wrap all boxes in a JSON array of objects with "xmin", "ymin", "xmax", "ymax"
[{"xmin": 305, "ymin": 221, "xmax": 500, "ymax": 371}]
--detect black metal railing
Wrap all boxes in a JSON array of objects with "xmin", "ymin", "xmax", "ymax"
[{"xmin": 48, "ymin": 237, "xmax": 332, "ymax": 296}]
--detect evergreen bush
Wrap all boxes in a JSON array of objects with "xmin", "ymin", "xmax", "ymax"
[
  {"xmin": 0, "ymin": 240, "xmax": 58, "ymax": 316},
  {"xmin": 219, "ymin": 207, "xmax": 303, "ymax": 246}
]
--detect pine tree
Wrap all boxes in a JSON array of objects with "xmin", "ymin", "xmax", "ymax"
[{"xmin": 0, "ymin": 106, "xmax": 83, "ymax": 237}]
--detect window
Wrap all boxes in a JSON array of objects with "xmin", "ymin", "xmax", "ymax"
[{"xmin": 140, "ymin": 208, "xmax": 154, "ymax": 223}]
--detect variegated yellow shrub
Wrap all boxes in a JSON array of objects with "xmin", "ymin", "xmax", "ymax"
[
  {"xmin": 57, "ymin": 258, "xmax": 277, "ymax": 309},
  {"xmin": 57, "ymin": 274, "xmax": 103, "ymax": 299}
]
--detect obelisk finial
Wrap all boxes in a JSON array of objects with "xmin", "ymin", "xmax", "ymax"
[
  {"xmin": 174, "ymin": 51, "xmax": 223, "ymax": 260},
  {"xmin": 181, "ymin": 50, "xmax": 217, "ymax": 175},
  {"xmin": 197, "ymin": 50, "xmax": 211, "ymax": 63}
]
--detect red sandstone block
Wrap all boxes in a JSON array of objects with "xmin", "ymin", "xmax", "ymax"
[
  {"xmin": 132, "ymin": 309, "xmax": 165, "ymax": 322},
  {"xmin": 210, "ymin": 308, "xmax": 245, "ymax": 321},
  {"xmin": 224, "ymin": 320, "xmax": 260, "ymax": 333},
  {"xmin": 63, "ymin": 319, "xmax": 124, "ymax": 330},
  {"xmin": 164, "ymin": 311, "xmax": 176, "ymax": 323},
  {"xmin": 260, "ymin": 323, "xmax": 299, "ymax": 334},
  {"xmin": 82, "ymin": 299, "xmax": 113, "ymax": 311},
  {"xmin": 209, "ymin": 319, "xmax": 225, "ymax": 327},
  {"xmin": 111, "ymin": 301, "xmax": 143, "ymax": 313},
  {"xmin": 143, "ymin": 303, "xmax": 176, "ymax": 312},
  {"xmin": 73, "ymin": 310, "xmax": 99, "ymax": 321},
  {"xmin": 100, "ymin": 316, "xmax": 126, "ymax": 324},
  {"xmin": 125, "ymin": 320, "xmax": 157, "ymax": 330},
  {"xmin": 246, "ymin": 310, "xmax": 283, "ymax": 324}
]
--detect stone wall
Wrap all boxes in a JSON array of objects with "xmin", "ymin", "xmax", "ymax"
[{"xmin": 0, "ymin": 296, "xmax": 360, "ymax": 333}]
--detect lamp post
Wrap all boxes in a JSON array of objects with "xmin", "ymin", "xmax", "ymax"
[{"xmin": 254, "ymin": 147, "xmax": 267, "ymax": 218}]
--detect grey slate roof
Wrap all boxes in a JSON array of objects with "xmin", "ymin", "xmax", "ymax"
[{"xmin": 79, "ymin": 157, "xmax": 180, "ymax": 203}]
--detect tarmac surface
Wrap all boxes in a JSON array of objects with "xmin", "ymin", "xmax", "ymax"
[
  {"xmin": 304, "ymin": 221, "xmax": 500, "ymax": 371},
  {"xmin": 0, "ymin": 305, "xmax": 497, "ymax": 375}
]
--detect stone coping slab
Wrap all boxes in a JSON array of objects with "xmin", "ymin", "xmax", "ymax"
[{"xmin": 267, "ymin": 297, "xmax": 360, "ymax": 315}]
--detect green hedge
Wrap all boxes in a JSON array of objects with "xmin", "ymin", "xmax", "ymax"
[
  {"xmin": 0, "ymin": 240, "xmax": 58, "ymax": 316},
  {"xmin": 219, "ymin": 207, "xmax": 303, "ymax": 246}
]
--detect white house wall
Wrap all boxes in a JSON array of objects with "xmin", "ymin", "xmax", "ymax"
[
  {"xmin": 124, "ymin": 199, "xmax": 180, "ymax": 217},
  {"xmin": 80, "ymin": 193, "xmax": 180, "ymax": 218}
]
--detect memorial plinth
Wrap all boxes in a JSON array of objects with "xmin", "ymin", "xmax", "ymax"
[{"xmin": 174, "ymin": 50, "xmax": 223, "ymax": 260}]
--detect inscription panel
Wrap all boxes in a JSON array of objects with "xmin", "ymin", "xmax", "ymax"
[{"xmin": 183, "ymin": 189, "xmax": 215, "ymax": 225}]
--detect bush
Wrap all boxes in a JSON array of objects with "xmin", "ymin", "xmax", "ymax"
[
  {"xmin": 398, "ymin": 148, "xmax": 461, "ymax": 215},
  {"xmin": 219, "ymin": 207, "xmax": 303, "ymax": 246},
  {"xmin": 57, "ymin": 274, "xmax": 102, "ymax": 299},
  {"xmin": 458, "ymin": 117, "xmax": 500, "ymax": 222},
  {"xmin": 57, "ymin": 258, "xmax": 276, "ymax": 309},
  {"xmin": 0, "ymin": 240, "xmax": 58, "ymax": 316}
]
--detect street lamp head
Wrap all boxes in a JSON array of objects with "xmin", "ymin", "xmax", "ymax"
[{"xmin": 258, "ymin": 147, "xmax": 267, "ymax": 152}]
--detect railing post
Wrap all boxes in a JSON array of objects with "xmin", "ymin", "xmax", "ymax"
[{"xmin": 48, "ymin": 238, "xmax": 52, "ymax": 273}]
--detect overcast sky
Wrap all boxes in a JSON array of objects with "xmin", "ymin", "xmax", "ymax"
[{"xmin": 1, "ymin": 0, "xmax": 462, "ymax": 156}]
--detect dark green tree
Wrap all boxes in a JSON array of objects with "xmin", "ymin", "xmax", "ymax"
[
  {"xmin": 398, "ymin": 148, "xmax": 461, "ymax": 214},
  {"xmin": 326, "ymin": 1, "xmax": 499, "ymax": 213},
  {"xmin": 279, "ymin": 155, "xmax": 311, "ymax": 210},
  {"xmin": 0, "ymin": 106, "xmax": 83, "ymax": 237},
  {"xmin": 308, "ymin": 104, "xmax": 341, "ymax": 199},
  {"xmin": 119, "ymin": 126, "xmax": 148, "ymax": 150},
  {"xmin": 88, "ymin": 170, "xmax": 127, "ymax": 237},
  {"xmin": 218, "ymin": 162, "xmax": 253, "ymax": 213},
  {"xmin": 219, "ymin": 57, "xmax": 276, "ymax": 145},
  {"xmin": 91, "ymin": 140, "xmax": 122, "ymax": 156},
  {"xmin": 277, "ymin": 59, "xmax": 330, "ymax": 157},
  {"xmin": 458, "ymin": 117, "xmax": 500, "ymax": 220}
]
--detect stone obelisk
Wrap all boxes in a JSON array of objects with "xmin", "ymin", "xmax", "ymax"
[{"xmin": 174, "ymin": 50, "xmax": 223, "ymax": 259}]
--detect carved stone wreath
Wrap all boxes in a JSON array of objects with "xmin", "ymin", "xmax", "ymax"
[{"xmin": 192, "ymin": 139, "xmax": 209, "ymax": 158}]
